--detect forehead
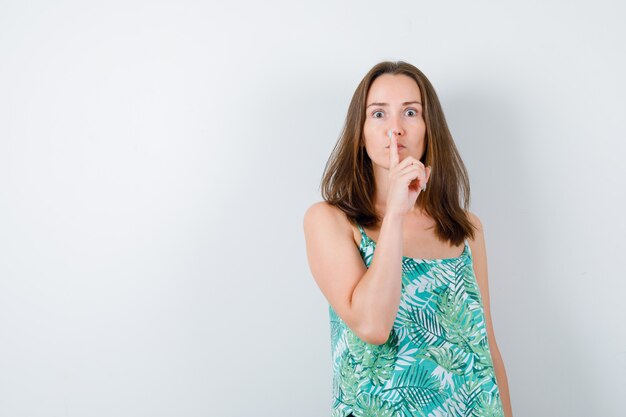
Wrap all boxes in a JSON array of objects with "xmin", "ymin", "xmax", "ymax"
[{"xmin": 366, "ymin": 73, "xmax": 421, "ymax": 102}]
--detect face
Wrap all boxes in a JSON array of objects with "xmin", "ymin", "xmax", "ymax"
[{"xmin": 362, "ymin": 73, "xmax": 426, "ymax": 169}]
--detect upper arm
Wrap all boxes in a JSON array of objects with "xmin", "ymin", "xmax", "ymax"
[
  {"xmin": 303, "ymin": 201, "xmax": 368, "ymax": 335},
  {"xmin": 466, "ymin": 211, "xmax": 500, "ymax": 347}
]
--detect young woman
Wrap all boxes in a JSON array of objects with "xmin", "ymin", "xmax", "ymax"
[{"xmin": 303, "ymin": 61, "xmax": 513, "ymax": 417}]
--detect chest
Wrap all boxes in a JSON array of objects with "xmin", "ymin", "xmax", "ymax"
[{"xmin": 352, "ymin": 223, "xmax": 465, "ymax": 260}]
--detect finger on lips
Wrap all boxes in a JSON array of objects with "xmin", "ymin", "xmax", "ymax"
[
  {"xmin": 387, "ymin": 130, "xmax": 431, "ymax": 192},
  {"xmin": 388, "ymin": 129, "xmax": 399, "ymax": 167}
]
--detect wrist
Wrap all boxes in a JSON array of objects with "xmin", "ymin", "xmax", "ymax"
[{"xmin": 383, "ymin": 211, "xmax": 406, "ymax": 224}]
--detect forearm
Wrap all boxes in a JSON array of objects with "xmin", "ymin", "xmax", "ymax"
[
  {"xmin": 350, "ymin": 213, "xmax": 404, "ymax": 344},
  {"xmin": 491, "ymin": 342, "xmax": 513, "ymax": 417}
]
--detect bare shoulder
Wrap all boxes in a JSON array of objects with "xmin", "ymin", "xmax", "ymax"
[
  {"xmin": 303, "ymin": 201, "xmax": 352, "ymax": 239},
  {"xmin": 465, "ymin": 210, "xmax": 484, "ymax": 237},
  {"xmin": 303, "ymin": 200, "xmax": 338, "ymax": 223},
  {"xmin": 464, "ymin": 210, "xmax": 487, "ymax": 262}
]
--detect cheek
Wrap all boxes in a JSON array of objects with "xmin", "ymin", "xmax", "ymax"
[
  {"xmin": 362, "ymin": 123, "xmax": 377, "ymax": 145},
  {"xmin": 363, "ymin": 120, "xmax": 375, "ymax": 135},
  {"xmin": 363, "ymin": 135, "xmax": 386, "ymax": 151}
]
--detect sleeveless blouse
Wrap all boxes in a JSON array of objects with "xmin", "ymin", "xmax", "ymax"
[{"xmin": 328, "ymin": 224, "xmax": 504, "ymax": 417}]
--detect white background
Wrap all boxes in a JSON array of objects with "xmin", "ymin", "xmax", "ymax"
[{"xmin": 1, "ymin": 1, "xmax": 625, "ymax": 416}]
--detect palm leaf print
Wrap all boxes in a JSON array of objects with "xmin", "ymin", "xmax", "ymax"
[
  {"xmin": 359, "ymin": 238, "xmax": 375, "ymax": 266},
  {"xmin": 428, "ymin": 261, "xmax": 458, "ymax": 289},
  {"xmin": 462, "ymin": 274, "xmax": 482, "ymax": 307},
  {"xmin": 337, "ymin": 353, "xmax": 359, "ymax": 406},
  {"xmin": 467, "ymin": 336, "xmax": 496, "ymax": 380},
  {"xmin": 353, "ymin": 392, "xmax": 400, "ymax": 417},
  {"xmin": 327, "ymin": 229, "xmax": 504, "ymax": 416},
  {"xmin": 474, "ymin": 391, "xmax": 505, "ymax": 416},
  {"xmin": 382, "ymin": 364, "xmax": 445, "ymax": 411},
  {"xmin": 424, "ymin": 346, "xmax": 469, "ymax": 376},
  {"xmin": 393, "ymin": 343, "xmax": 419, "ymax": 372},
  {"xmin": 427, "ymin": 379, "xmax": 483, "ymax": 417},
  {"xmin": 396, "ymin": 301, "xmax": 447, "ymax": 349},
  {"xmin": 330, "ymin": 408, "xmax": 344, "ymax": 417},
  {"xmin": 401, "ymin": 259, "xmax": 438, "ymax": 288},
  {"xmin": 330, "ymin": 319, "xmax": 343, "ymax": 352},
  {"xmin": 437, "ymin": 287, "xmax": 483, "ymax": 351},
  {"xmin": 345, "ymin": 329, "xmax": 398, "ymax": 386},
  {"xmin": 437, "ymin": 288, "xmax": 471, "ymax": 340},
  {"xmin": 399, "ymin": 281, "xmax": 441, "ymax": 317}
]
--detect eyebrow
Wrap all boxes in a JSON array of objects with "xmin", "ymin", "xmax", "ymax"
[{"xmin": 366, "ymin": 101, "xmax": 422, "ymax": 109}]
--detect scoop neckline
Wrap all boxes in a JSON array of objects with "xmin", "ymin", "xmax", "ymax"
[{"xmin": 358, "ymin": 228, "xmax": 469, "ymax": 263}]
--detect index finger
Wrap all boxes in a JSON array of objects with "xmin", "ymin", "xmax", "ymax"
[{"xmin": 388, "ymin": 130, "xmax": 399, "ymax": 168}]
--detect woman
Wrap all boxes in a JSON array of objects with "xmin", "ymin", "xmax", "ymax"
[{"xmin": 303, "ymin": 61, "xmax": 513, "ymax": 417}]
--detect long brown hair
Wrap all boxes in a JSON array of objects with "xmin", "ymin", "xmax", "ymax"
[{"xmin": 320, "ymin": 61, "xmax": 476, "ymax": 245}]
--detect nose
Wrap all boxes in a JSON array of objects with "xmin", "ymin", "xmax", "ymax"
[
  {"xmin": 389, "ymin": 115, "xmax": 405, "ymax": 137},
  {"xmin": 386, "ymin": 128, "xmax": 405, "ymax": 148},
  {"xmin": 388, "ymin": 128, "xmax": 404, "ymax": 139}
]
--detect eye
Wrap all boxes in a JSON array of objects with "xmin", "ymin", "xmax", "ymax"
[
  {"xmin": 405, "ymin": 108, "xmax": 418, "ymax": 117},
  {"xmin": 372, "ymin": 110, "xmax": 384, "ymax": 118}
]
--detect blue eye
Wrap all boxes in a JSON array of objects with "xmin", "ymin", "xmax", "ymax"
[
  {"xmin": 372, "ymin": 111, "xmax": 384, "ymax": 118},
  {"xmin": 406, "ymin": 109, "xmax": 417, "ymax": 116}
]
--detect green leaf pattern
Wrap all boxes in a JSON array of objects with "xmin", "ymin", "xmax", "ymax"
[{"xmin": 328, "ymin": 225, "xmax": 504, "ymax": 416}]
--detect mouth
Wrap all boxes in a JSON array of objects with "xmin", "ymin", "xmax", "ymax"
[{"xmin": 386, "ymin": 145, "xmax": 406, "ymax": 149}]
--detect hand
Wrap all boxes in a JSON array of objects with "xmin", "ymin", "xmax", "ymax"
[{"xmin": 385, "ymin": 130, "xmax": 431, "ymax": 218}]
